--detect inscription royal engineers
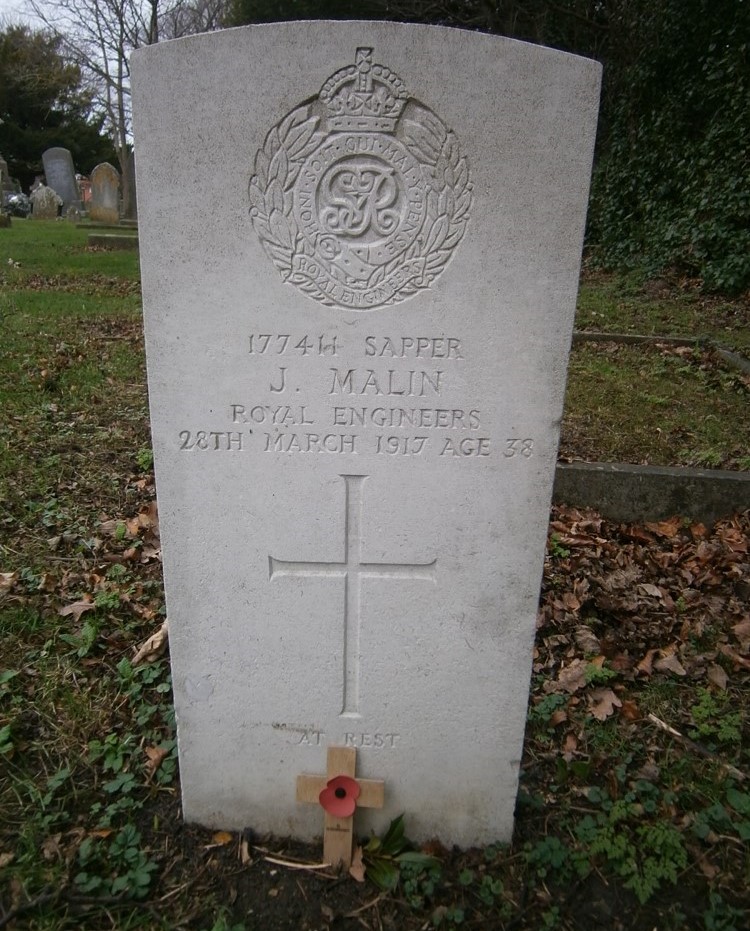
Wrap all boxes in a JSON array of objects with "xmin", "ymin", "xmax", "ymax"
[
  {"xmin": 177, "ymin": 331, "xmax": 535, "ymax": 461},
  {"xmin": 249, "ymin": 47, "xmax": 472, "ymax": 309}
]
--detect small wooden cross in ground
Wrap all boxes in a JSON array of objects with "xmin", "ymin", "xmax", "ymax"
[{"xmin": 296, "ymin": 746, "xmax": 385, "ymax": 869}]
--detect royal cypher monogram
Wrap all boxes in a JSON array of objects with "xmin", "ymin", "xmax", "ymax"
[{"xmin": 249, "ymin": 47, "xmax": 472, "ymax": 310}]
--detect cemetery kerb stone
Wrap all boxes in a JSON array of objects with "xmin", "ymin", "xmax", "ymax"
[
  {"xmin": 132, "ymin": 22, "xmax": 600, "ymax": 847},
  {"xmin": 89, "ymin": 162, "xmax": 120, "ymax": 224},
  {"xmin": 41, "ymin": 146, "xmax": 81, "ymax": 212}
]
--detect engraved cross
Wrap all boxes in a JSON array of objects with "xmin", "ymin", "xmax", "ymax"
[{"xmin": 269, "ymin": 474, "xmax": 437, "ymax": 717}]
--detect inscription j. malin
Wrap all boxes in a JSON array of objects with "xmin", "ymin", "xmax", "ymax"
[
  {"xmin": 269, "ymin": 475, "xmax": 437, "ymax": 715},
  {"xmin": 249, "ymin": 47, "xmax": 472, "ymax": 310}
]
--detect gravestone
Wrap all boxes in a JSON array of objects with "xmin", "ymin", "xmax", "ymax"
[
  {"xmin": 132, "ymin": 22, "xmax": 600, "ymax": 847},
  {"xmin": 41, "ymin": 146, "xmax": 81, "ymax": 212},
  {"xmin": 0, "ymin": 153, "xmax": 9, "ymax": 192},
  {"xmin": 30, "ymin": 184, "xmax": 62, "ymax": 219},
  {"xmin": 123, "ymin": 150, "xmax": 138, "ymax": 220},
  {"xmin": 90, "ymin": 162, "xmax": 120, "ymax": 224}
]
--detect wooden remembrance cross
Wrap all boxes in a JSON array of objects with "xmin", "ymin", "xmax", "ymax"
[
  {"xmin": 297, "ymin": 746, "xmax": 384, "ymax": 868},
  {"xmin": 271, "ymin": 474, "xmax": 437, "ymax": 865}
]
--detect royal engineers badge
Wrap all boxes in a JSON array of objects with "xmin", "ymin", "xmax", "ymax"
[{"xmin": 249, "ymin": 48, "xmax": 472, "ymax": 311}]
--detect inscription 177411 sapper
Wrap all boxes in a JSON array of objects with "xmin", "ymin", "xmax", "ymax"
[{"xmin": 249, "ymin": 47, "xmax": 472, "ymax": 311}]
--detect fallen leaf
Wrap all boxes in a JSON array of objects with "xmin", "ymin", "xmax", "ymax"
[
  {"xmin": 550, "ymin": 709, "xmax": 568, "ymax": 727},
  {"xmin": 636, "ymin": 761, "xmax": 660, "ymax": 781},
  {"xmin": 132, "ymin": 619, "xmax": 169, "ymax": 665},
  {"xmin": 554, "ymin": 659, "xmax": 588, "ymax": 694},
  {"xmin": 58, "ymin": 600, "xmax": 95, "ymax": 621},
  {"xmin": 732, "ymin": 618, "xmax": 750, "ymax": 652},
  {"xmin": 0, "ymin": 572, "xmax": 17, "ymax": 595},
  {"xmin": 698, "ymin": 857, "xmax": 719, "ymax": 880},
  {"xmin": 574, "ymin": 625, "xmax": 601, "ymax": 655},
  {"xmin": 719, "ymin": 644, "xmax": 750, "ymax": 670},
  {"xmin": 137, "ymin": 502, "xmax": 159, "ymax": 532},
  {"xmin": 139, "ymin": 543, "xmax": 161, "ymax": 563},
  {"xmin": 690, "ymin": 522, "xmax": 708, "ymax": 541},
  {"xmin": 707, "ymin": 664, "xmax": 728, "ymax": 690},
  {"xmin": 144, "ymin": 745, "xmax": 169, "ymax": 776},
  {"xmin": 212, "ymin": 831, "xmax": 233, "ymax": 846},
  {"xmin": 654, "ymin": 647, "xmax": 687, "ymax": 677},
  {"xmin": 99, "ymin": 518, "xmax": 132, "ymax": 538},
  {"xmin": 588, "ymin": 688, "xmax": 622, "ymax": 721},
  {"xmin": 645, "ymin": 516, "xmax": 681, "ymax": 538},
  {"xmin": 0, "ymin": 852, "xmax": 15, "ymax": 868},
  {"xmin": 620, "ymin": 699, "xmax": 641, "ymax": 721},
  {"xmin": 349, "ymin": 845, "xmax": 366, "ymax": 883},
  {"xmin": 562, "ymin": 592, "xmax": 581, "ymax": 612},
  {"xmin": 638, "ymin": 583, "xmax": 665, "ymax": 600},
  {"xmin": 636, "ymin": 649, "xmax": 658, "ymax": 676},
  {"xmin": 41, "ymin": 834, "xmax": 62, "ymax": 861}
]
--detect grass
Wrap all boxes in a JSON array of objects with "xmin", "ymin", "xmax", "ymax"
[
  {"xmin": 577, "ymin": 269, "xmax": 750, "ymax": 353},
  {"xmin": 0, "ymin": 220, "xmax": 748, "ymax": 929},
  {"xmin": 561, "ymin": 342, "xmax": 750, "ymax": 470}
]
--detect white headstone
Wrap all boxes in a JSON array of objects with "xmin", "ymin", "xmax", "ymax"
[{"xmin": 132, "ymin": 22, "xmax": 600, "ymax": 847}]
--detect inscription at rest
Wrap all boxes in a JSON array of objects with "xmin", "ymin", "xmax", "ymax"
[
  {"xmin": 345, "ymin": 732, "xmax": 401, "ymax": 749},
  {"xmin": 295, "ymin": 731, "xmax": 401, "ymax": 749}
]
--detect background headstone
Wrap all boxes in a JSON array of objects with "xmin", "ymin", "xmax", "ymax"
[
  {"xmin": 133, "ymin": 22, "xmax": 600, "ymax": 847},
  {"xmin": 0, "ymin": 154, "xmax": 9, "ymax": 192},
  {"xmin": 89, "ymin": 162, "xmax": 120, "ymax": 224},
  {"xmin": 123, "ymin": 150, "xmax": 138, "ymax": 220},
  {"xmin": 30, "ymin": 184, "xmax": 62, "ymax": 219},
  {"xmin": 41, "ymin": 147, "xmax": 82, "ymax": 212}
]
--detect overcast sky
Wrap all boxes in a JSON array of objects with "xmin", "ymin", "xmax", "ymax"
[{"xmin": 0, "ymin": 0, "xmax": 38, "ymax": 25}]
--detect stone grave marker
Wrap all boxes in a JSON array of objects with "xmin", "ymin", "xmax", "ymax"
[
  {"xmin": 89, "ymin": 162, "xmax": 120, "ymax": 224},
  {"xmin": 132, "ymin": 22, "xmax": 600, "ymax": 849},
  {"xmin": 41, "ymin": 146, "xmax": 81, "ymax": 212},
  {"xmin": 30, "ymin": 184, "xmax": 62, "ymax": 219},
  {"xmin": 123, "ymin": 150, "xmax": 138, "ymax": 220}
]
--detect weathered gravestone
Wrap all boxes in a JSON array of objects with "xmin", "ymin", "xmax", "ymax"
[
  {"xmin": 89, "ymin": 162, "xmax": 120, "ymax": 224},
  {"xmin": 132, "ymin": 22, "xmax": 600, "ymax": 848},
  {"xmin": 123, "ymin": 150, "xmax": 138, "ymax": 220},
  {"xmin": 30, "ymin": 184, "xmax": 62, "ymax": 219},
  {"xmin": 41, "ymin": 146, "xmax": 81, "ymax": 212}
]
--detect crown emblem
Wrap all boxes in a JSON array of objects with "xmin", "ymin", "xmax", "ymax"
[
  {"xmin": 249, "ymin": 47, "xmax": 472, "ymax": 310},
  {"xmin": 319, "ymin": 47, "xmax": 407, "ymax": 133}
]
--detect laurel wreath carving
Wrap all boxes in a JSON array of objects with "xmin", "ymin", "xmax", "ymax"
[{"xmin": 249, "ymin": 101, "xmax": 472, "ymax": 308}]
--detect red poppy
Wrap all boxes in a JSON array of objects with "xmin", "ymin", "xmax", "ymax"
[{"xmin": 319, "ymin": 775, "xmax": 361, "ymax": 818}]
